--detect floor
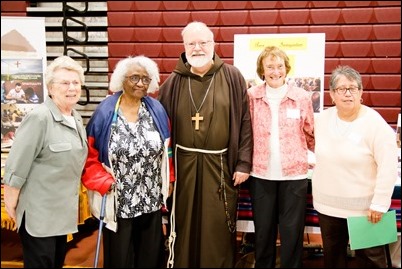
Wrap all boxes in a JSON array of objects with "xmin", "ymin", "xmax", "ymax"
[{"xmin": 1, "ymin": 218, "xmax": 352, "ymax": 268}]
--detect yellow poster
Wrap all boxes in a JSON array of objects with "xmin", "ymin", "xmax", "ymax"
[{"xmin": 234, "ymin": 33, "xmax": 325, "ymax": 113}]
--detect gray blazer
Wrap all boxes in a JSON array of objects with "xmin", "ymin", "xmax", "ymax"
[{"xmin": 3, "ymin": 98, "xmax": 88, "ymax": 237}]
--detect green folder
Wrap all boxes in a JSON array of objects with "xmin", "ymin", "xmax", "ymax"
[{"xmin": 347, "ymin": 210, "xmax": 398, "ymax": 250}]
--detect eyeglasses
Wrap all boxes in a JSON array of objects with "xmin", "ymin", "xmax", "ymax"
[
  {"xmin": 334, "ymin": 86, "xmax": 360, "ymax": 95},
  {"xmin": 125, "ymin": 75, "xmax": 152, "ymax": 85},
  {"xmin": 184, "ymin": 41, "xmax": 213, "ymax": 49},
  {"xmin": 53, "ymin": 81, "xmax": 81, "ymax": 88}
]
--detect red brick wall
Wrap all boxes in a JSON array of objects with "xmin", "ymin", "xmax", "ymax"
[
  {"xmin": 1, "ymin": 1, "xmax": 27, "ymax": 16},
  {"xmin": 107, "ymin": 1, "xmax": 401, "ymax": 126}
]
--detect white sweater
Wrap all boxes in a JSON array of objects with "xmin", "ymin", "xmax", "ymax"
[{"xmin": 312, "ymin": 105, "xmax": 398, "ymax": 218}]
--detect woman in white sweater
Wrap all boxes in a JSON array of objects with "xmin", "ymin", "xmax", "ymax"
[{"xmin": 313, "ymin": 65, "xmax": 398, "ymax": 268}]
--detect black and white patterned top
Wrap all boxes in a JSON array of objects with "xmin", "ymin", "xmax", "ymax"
[{"xmin": 109, "ymin": 102, "xmax": 163, "ymax": 218}]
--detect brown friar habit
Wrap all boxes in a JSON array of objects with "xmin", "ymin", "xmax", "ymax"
[{"xmin": 158, "ymin": 53, "xmax": 253, "ymax": 268}]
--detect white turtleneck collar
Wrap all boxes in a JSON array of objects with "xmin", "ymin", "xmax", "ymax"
[{"xmin": 265, "ymin": 82, "xmax": 288, "ymax": 99}]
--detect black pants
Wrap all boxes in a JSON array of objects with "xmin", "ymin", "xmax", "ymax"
[
  {"xmin": 19, "ymin": 214, "xmax": 68, "ymax": 268},
  {"xmin": 103, "ymin": 210, "xmax": 164, "ymax": 268},
  {"xmin": 318, "ymin": 212, "xmax": 387, "ymax": 268},
  {"xmin": 249, "ymin": 177, "xmax": 308, "ymax": 268}
]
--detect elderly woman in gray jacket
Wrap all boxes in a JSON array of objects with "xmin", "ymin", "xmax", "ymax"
[{"xmin": 3, "ymin": 56, "xmax": 88, "ymax": 268}]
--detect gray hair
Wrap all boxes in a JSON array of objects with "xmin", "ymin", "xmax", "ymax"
[
  {"xmin": 109, "ymin": 56, "xmax": 160, "ymax": 94},
  {"xmin": 45, "ymin": 55, "xmax": 85, "ymax": 89},
  {"xmin": 181, "ymin": 21, "xmax": 214, "ymax": 40},
  {"xmin": 329, "ymin": 65, "xmax": 363, "ymax": 91}
]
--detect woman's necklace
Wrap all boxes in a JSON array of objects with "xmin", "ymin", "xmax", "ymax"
[{"xmin": 188, "ymin": 73, "xmax": 215, "ymax": 130}]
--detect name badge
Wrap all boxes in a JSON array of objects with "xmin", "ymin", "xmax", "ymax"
[{"xmin": 287, "ymin": 108, "xmax": 300, "ymax": 119}]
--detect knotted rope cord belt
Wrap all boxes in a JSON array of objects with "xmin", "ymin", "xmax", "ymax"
[{"xmin": 166, "ymin": 144, "xmax": 235, "ymax": 268}]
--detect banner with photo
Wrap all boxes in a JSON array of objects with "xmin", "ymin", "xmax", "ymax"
[
  {"xmin": 1, "ymin": 16, "xmax": 47, "ymax": 150},
  {"xmin": 233, "ymin": 33, "xmax": 325, "ymax": 114}
]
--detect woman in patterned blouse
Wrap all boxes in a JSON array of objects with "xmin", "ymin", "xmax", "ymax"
[{"xmin": 82, "ymin": 56, "xmax": 175, "ymax": 268}]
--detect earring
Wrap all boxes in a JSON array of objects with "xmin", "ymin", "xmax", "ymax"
[
  {"xmin": 360, "ymin": 98, "xmax": 363, "ymax": 104},
  {"xmin": 331, "ymin": 99, "xmax": 335, "ymax": 105}
]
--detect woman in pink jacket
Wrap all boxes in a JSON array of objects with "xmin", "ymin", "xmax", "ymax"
[{"xmin": 247, "ymin": 46, "xmax": 315, "ymax": 268}]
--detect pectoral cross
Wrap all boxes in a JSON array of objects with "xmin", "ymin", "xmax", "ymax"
[{"xmin": 191, "ymin": 112, "xmax": 203, "ymax": 130}]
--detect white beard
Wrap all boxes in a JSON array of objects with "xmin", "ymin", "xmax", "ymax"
[{"xmin": 187, "ymin": 54, "xmax": 212, "ymax": 68}]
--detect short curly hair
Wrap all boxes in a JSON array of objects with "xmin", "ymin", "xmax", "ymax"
[{"xmin": 109, "ymin": 56, "xmax": 160, "ymax": 94}]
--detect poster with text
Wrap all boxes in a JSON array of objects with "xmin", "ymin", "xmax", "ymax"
[
  {"xmin": 1, "ymin": 16, "xmax": 47, "ymax": 150},
  {"xmin": 234, "ymin": 33, "xmax": 325, "ymax": 113}
]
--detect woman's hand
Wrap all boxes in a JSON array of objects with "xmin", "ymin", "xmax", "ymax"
[
  {"xmin": 102, "ymin": 163, "xmax": 116, "ymax": 193},
  {"xmin": 102, "ymin": 163, "xmax": 115, "ymax": 179},
  {"xmin": 368, "ymin": 209, "xmax": 383, "ymax": 224},
  {"xmin": 233, "ymin": 171, "xmax": 250, "ymax": 186},
  {"xmin": 4, "ymin": 185, "xmax": 20, "ymax": 222}
]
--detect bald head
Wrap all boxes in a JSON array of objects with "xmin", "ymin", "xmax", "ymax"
[{"xmin": 181, "ymin": 21, "xmax": 214, "ymax": 41}]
